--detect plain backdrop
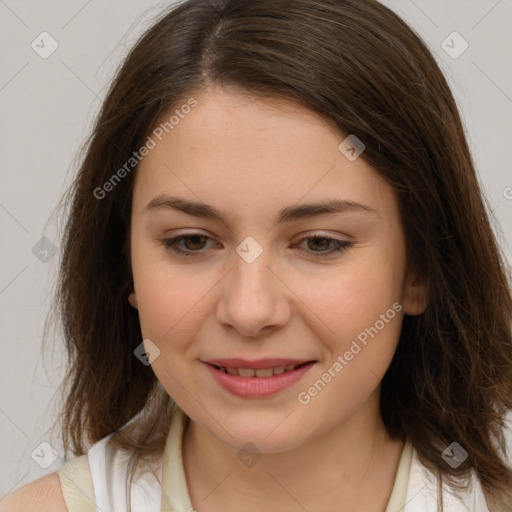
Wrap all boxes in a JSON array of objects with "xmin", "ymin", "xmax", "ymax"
[{"xmin": 0, "ymin": 0, "xmax": 511, "ymax": 497}]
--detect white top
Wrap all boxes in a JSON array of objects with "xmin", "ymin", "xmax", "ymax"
[{"xmin": 56, "ymin": 405, "xmax": 512, "ymax": 511}]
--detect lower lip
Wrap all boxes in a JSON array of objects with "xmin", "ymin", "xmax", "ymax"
[{"xmin": 204, "ymin": 361, "xmax": 316, "ymax": 398}]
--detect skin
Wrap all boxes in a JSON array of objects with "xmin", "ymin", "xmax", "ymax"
[{"xmin": 128, "ymin": 85, "xmax": 429, "ymax": 512}]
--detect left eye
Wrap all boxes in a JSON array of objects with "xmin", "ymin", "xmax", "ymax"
[
  {"xmin": 295, "ymin": 236, "xmax": 352, "ymax": 257},
  {"xmin": 160, "ymin": 234, "xmax": 352, "ymax": 258}
]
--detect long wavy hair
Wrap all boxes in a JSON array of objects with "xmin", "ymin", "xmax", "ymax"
[{"xmin": 44, "ymin": 0, "xmax": 512, "ymax": 509}]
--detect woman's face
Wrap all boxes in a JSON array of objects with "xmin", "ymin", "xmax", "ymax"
[{"xmin": 129, "ymin": 86, "xmax": 427, "ymax": 453}]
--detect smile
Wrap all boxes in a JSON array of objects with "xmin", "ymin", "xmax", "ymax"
[
  {"xmin": 213, "ymin": 363, "xmax": 308, "ymax": 377},
  {"xmin": 203, "ymin": 359, "xmax": 316, "ymax": 398}
]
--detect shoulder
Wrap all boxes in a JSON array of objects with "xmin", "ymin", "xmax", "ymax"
[{"xmin": 0, "ymin": 473, "xmax": 68, "ymax": 512}]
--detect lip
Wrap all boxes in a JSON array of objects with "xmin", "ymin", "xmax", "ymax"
[{"xmin": 203, "ymin": 360, "xmax": 316, "ymax": 398}]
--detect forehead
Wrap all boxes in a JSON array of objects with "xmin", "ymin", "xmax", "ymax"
[{"xmin": 132, "ymin": 87, "xmax": 396, "ymax": 221}]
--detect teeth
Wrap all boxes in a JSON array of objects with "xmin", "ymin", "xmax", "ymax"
[
  {"xmin": 255, "ymin": 368, "xmax": 274, "ymax": 377},
  {"xmin": 238, "ymin": 368, "xmax": 255, "ymax": 377},
  {"xmin": 219, "ymin": 364, "xmax": 304, "ymax": 377}
]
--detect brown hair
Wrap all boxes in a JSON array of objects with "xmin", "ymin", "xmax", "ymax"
[{"xmin": 45, "ymin": 0, "xmax": 512, "ymax": 509}]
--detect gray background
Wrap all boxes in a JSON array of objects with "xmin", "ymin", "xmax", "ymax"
[{"xmin": 0, "ymin": 0, "xmax": 511, "ymax": 497}]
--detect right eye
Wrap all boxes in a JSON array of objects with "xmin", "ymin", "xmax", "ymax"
[{"xmin": 160, "ymin": 234, "xmax": 218, "ymax": 257}]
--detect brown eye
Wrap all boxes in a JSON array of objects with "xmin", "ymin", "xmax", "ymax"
[
  {"xmin": 180, "ymin": 234, "xmax": 208, "ymax": 250},
  {"xmin": 161, "ymin": 234, "xmax": 215, "ymax": 256},
  {"xmin": 295, "ymin": 236, "xmax": 352, "ymax": 258},
  {"xmin": 306, "ymin": 237, "xmax": 333, "ymax": 251}
]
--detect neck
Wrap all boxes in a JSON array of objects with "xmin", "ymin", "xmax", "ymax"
[{"xmin": 182, "ymin": 391, "xmax": 405, "ymax": 512}]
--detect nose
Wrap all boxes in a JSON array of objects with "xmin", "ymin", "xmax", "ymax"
[{"xmin": 215, "ymin": 244, "xmax": 291, "ymax": 338}]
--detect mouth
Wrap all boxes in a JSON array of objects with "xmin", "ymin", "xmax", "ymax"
[
  {"xmin": 209, "ymin": 361, "xmax": 311, "ymax": 378},
  {"xmin": 202, "ymin": 358, "xmax": 317, "ymax": 398}
]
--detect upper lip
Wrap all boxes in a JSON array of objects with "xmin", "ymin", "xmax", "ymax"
[{"xmin": 203, "ymin": 358, "xmax": 315, "ymax": 369}]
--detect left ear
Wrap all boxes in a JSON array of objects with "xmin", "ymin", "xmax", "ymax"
[{"xmin": 402, "ymin": 265, "xmax": 429, "ymax": 315}]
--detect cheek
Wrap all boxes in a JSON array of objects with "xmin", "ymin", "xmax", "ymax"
[
  {"xmin": 135, "ymin": 270, "xmax": 194, "ymax": 338},
  {"xmin": 298, "ymin": 258, "xmax": 405, "ymax": 344},
  {"xmin": 289, "ymin": 246, "xmax": 406, "ymax": 400},
  {"xmin": 133, "ymin": 265, "xmax": 207, "ymax": 402},
  {"xmin": 296, "ymin": 281, "xmax": 403, "ymax": 423},
  {"xmin": 133, "ymin": 256, "xmax": 219, "ymax": 359}
]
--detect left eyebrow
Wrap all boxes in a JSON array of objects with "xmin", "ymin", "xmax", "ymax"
[{"xmin": 143, "ymin": 195, "xmax": 378, "ymax": 225}]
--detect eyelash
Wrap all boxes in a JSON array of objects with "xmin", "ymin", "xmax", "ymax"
[{"xmin": 159, "ymin": 234, "xmax": 353, "ymax": 259}]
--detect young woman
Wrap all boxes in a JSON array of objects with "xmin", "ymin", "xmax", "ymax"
[{"xmin": 2, "ymin": 0, "xmax": 512, "ymax": 511}]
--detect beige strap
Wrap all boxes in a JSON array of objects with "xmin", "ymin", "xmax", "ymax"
[
  {"xmin": 56, "ymin": 454, "xmax": 98, "ymax": 512},
  {"xmin": 161, "ymin": 407, "xmax": 193, "ymax": 512},
  {"xmin": 385, "ymin": 440, "xmax": 413, "ymax": 512}
]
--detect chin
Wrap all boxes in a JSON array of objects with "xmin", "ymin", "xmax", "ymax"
[{"xmin": 201, "ymin": 412, "xmax": 310, "ymax": 454}]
